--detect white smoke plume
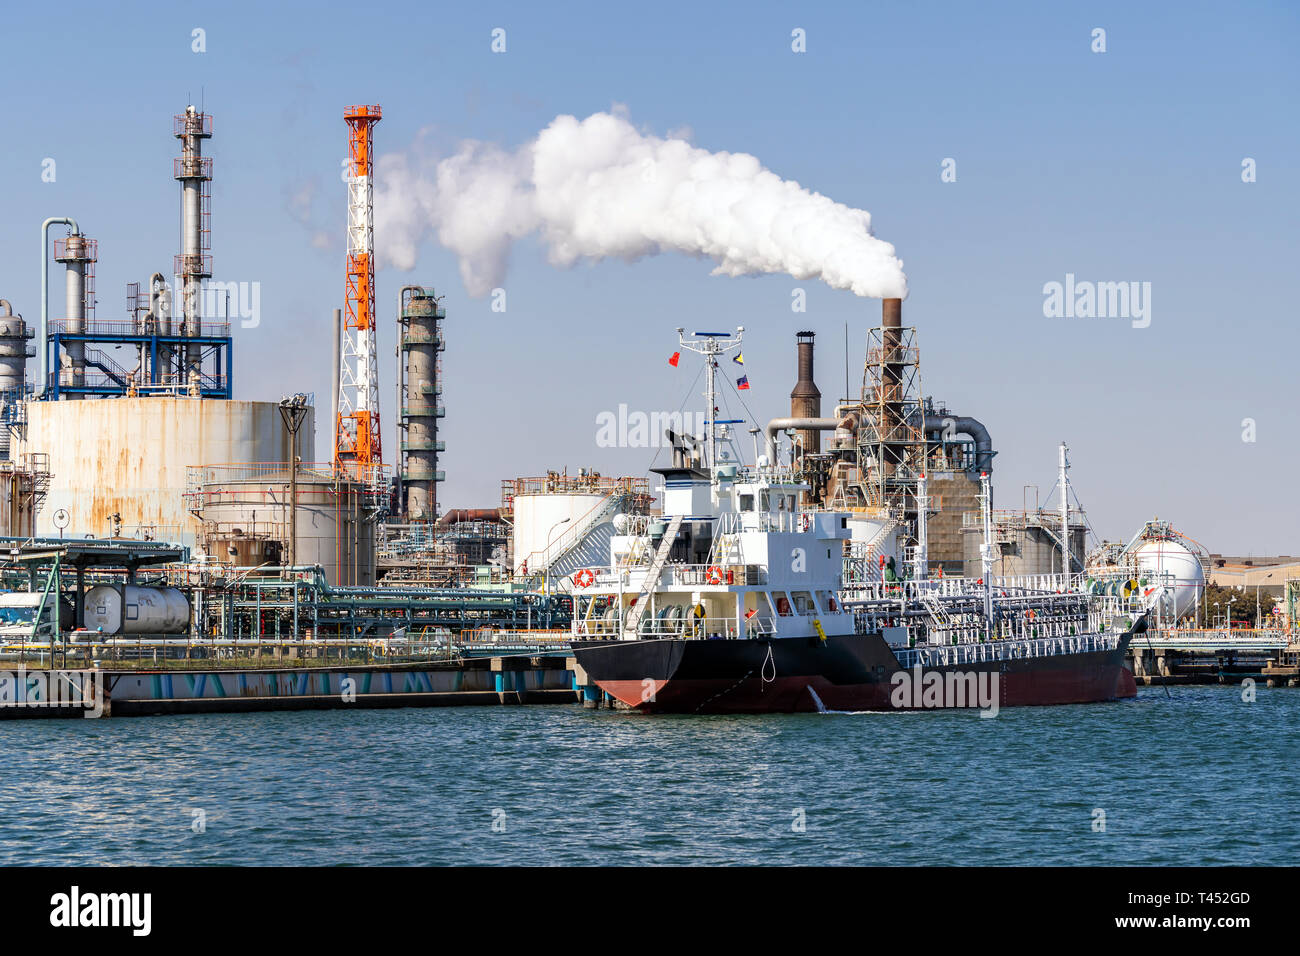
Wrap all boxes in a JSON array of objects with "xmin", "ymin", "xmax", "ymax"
[{"xmin": 374, "ymin": 110, "xmax": 907, "ymax": 299}]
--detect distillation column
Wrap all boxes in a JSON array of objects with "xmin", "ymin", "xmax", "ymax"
[
  {"xmin": 398, "ymin": 287, "xmax": 445, "ymax": 521},
  {"xmin": 0, "ymin": 300, "xmax": 29, "ymax": 458},
  {"xmin": 52, "ymin": 234, "xmax": 96, "ymax": 399},
  {"xmin": 174, "ymin": 106, "xmax": 212, "ymax": 382}
]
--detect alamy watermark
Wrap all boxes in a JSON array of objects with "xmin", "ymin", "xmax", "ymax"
[
  {"xmin": 155, "ymin": 276, "xmax": 261, "ymax": 329},
  {"xmin": 889, "ymin": 664, "xmax": 1000, "ymax": 717},
  {"xmin": 596, "ymin": 405, "xmax": 707, "ymax": 448},
  {"xmin": 1042, "ymin": 273, "xmax": 1151, "ymax": 329},
  {"xmin": 0, "ymin": 665, "xmax": 104, "ymax": 718}
]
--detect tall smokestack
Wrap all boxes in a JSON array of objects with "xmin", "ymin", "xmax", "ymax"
[
  {"xmin": 790, "ymin": 331, "xmax": 822, "ymax": 455},
  {"xmin": 880, "ymin": 298, "xmax": 904, "ymax": 476}
]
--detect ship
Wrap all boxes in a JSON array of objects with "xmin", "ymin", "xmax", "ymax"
[{"xmin": 569, "ymin": 314, "xmax": 1143, "ymax": 714}]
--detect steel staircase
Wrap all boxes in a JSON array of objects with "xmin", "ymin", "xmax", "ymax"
[
  {"xmin": 532, "ymin": 492, "xmax": 630, "ymax": 582},
  {"xmin": 623, "ymin": 514, "xmax": 683, "ymax": 636}
]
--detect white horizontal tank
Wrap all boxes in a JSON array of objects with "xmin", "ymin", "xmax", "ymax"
[{"xmin": 83, "ymin": 585, "xmax": 191, "ymax": 635}]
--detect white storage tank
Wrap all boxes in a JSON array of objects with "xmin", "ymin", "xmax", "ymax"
[
  {"xmin": 83, "ymin": 585, "xmax": 191, "ymax": 635},
  {"xmin": 1133, "ymin": 536, "xmax": 1206, "ymax": 619},
  {"xmin": 506, "ymin": 473, "xmax": 646, "ymax": 575},
  {"xmin": 847, "ymin": 512, "xmax": 902, "ymax": 564}
]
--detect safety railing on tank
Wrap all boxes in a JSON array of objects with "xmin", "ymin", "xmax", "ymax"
[{"xmin": 48, "ymin": 318, "xmax": 232, "ymax": 338}]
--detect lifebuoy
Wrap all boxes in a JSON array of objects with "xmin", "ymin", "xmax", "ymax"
[
  {"xmin": 705, "ymin": 566, "xmax": 725, "ymax": 585},
  {"xmin": 573, "ymin": 568, "xmax": 596, "ymax": 588}
]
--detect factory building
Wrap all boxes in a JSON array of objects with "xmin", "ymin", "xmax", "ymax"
[{"xmin": 768, "ymin": 313, "xmax": 995, "ymax": 577}]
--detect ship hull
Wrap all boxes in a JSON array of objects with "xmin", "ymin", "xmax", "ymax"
[{"xmin": 572, "ymin": 632, "xmax": 1136, "ymax": 714}]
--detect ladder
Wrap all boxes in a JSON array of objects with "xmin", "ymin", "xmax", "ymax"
[
  {"xmin": 623, "ymin": 514, "xmax": 683, "ymax": 637},
  {"xmin": 922, "ymin": 592, "xmax": 956, "ymax": 629}
]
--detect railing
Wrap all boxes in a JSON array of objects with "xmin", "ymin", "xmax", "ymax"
[
  {"xmin": 716, "ymin": 511, "xmax": 822, "ymax": 534},
  {"xmin": 596, "ymin": 563, "xmax": 768, "ymax": 588},
  {"xmin": 844, "ymin": 575, "xmax": 1091, "ymax": 603},
  {"xmin": 502, "ymin": 474, "xmax": 648, "ymax": 506},
  {"xmin": 574, "ymin": 616, "xmax": 776, "ymax": 641},
  {"xmin": 895, "ymin": 632, "xmax": 1122, "ymax": 669},
  {"xmin": 185, "ymin": 462, "xmax": 392, "ymax": 512},
  {"xmin": 48, "ymin": 318, "xmax": 232, "ymax": 338},
  {"xmin": 1139, "ymin": 628, "xmax": 1290, "ymax": 650}
]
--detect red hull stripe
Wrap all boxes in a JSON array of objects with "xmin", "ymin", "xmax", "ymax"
[{"xmin": 596, "ymin": 667, "xmax": 1136, "ymax": 714}]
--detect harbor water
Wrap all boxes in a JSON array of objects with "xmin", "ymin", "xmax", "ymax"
[{"xmin": 1, "ymin": 686, "xmax": 1295, "ymax": 866}]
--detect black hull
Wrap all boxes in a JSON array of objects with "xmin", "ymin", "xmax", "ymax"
[{"xmin": 572, "ymin": 631, "xmax": 1136, "ymax": 714}]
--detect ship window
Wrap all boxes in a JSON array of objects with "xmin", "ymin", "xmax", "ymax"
[
  {"xmin": 761, "ymin": 491, "xmax": 770, "ymax": 511},
  {"xmin": 740, "ymin": 494, "xmax": 754, "ymax": 512}
]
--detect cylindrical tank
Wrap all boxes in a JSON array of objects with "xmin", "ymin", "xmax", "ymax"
[
  {"xmin": 0, "ymin": 301, "xmax": 28, "ymax": 460},
  {"xmin": 847, "ymin": 512, "xmax": 902, "ymax": 567},
  {"xmin": 962, "ymin": 520, "xmax": 1087, "ymax": 577},
  {"xmin": 16, "ymin": 397, "xmax": 311, "ymax": 547},
  {"xmin": 83, "ymin": 585, "xmax": 191, "ymax": 635},
  {"xmin": 512, "ymin": 491, "xmax": 610, "ymax": 574},
  {"xmin": 1133, "ymin": 537, "xmax": 1206, "ymax": 618},
  {"xmin": 192, "ymin": 465, "xmax": 376, "ymax": 586}
]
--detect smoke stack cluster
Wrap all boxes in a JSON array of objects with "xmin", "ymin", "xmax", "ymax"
[{"xmin": 790, "ymin": 331, "xmax": 822, "ymax": 455}]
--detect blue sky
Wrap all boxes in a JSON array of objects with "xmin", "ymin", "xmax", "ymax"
[{"xmin": 1, "ymin": 0, "xmax": 1296, "ymax": 552}]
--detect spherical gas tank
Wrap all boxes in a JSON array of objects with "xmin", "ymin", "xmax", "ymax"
[
  {"xmin": 1132, "ymin": 537, "xmax": 1205, "ymax": 618},
  {"xmin": 83, "ymin": 585, "xmax": 191, "ymax": 635}
]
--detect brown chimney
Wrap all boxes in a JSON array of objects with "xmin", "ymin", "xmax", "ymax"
[
  {"xmin": 790, "ymin": 331, "xmax": 822, "ymax": 454},
  {"xmin": 880, "ymin": 298, "xmax": 904, "ymax": 476}
]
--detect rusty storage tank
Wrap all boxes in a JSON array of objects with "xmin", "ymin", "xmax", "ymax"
[
  {"xmin": 188, "ymin": 463, "xmax": 379, "ymax": 586},
  {"xmin": 83, "ymin": 584, "xmax": 191, "ymax": 635},
  {"xmin": 15, "ymin": 396, "xmax": 311, "ymax": 547}
]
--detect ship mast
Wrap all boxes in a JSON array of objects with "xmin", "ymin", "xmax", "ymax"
[
  {"xmin": 1058, "ymin": 441, "xmax": 1071, "ymax": 585},
  {"xmin": 676, "ymin": 326, "xmax": 744, "ymax": 470}
]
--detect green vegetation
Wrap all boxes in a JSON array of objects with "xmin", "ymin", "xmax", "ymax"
[{"xmin": 1198, "ymin": 584, "xmax": 1277, "ymax": 628}]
